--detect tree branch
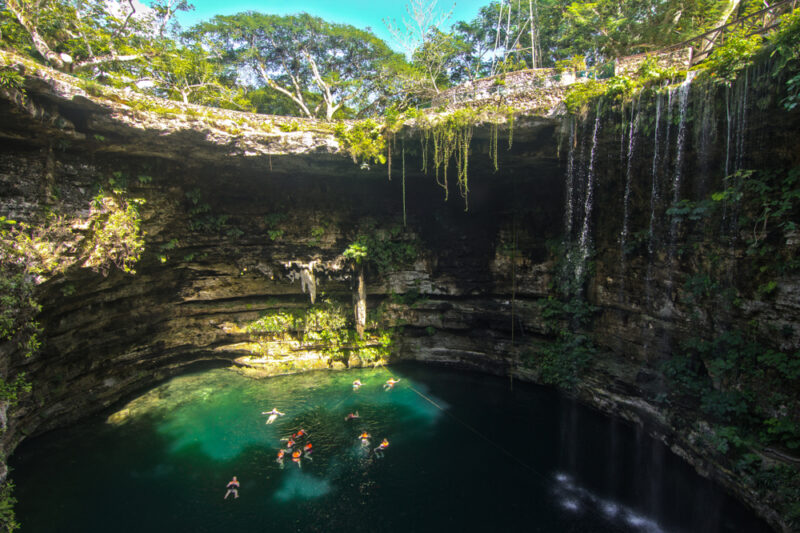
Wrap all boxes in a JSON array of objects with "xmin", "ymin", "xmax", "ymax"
[{"xmin": 6, "ymin": 0, "xmax": 64, "ymax": 69}]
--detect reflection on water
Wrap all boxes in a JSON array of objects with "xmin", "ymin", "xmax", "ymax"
[
  {"xmin": 274, "ymin": 469, "xmax": 332, "ymax": 501},
  {"xmin": 10, "ymin": 364, "xmax": 771, "ymax": 533},
  {"xmin": 554, "ymin": 472, "xmax": 668, "ymax": 533}
]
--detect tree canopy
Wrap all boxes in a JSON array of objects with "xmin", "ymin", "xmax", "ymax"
[
  {"xmin": 0, "ymin": 0, "xmax": 779, "ymax": 116},
  {"xmin": 187, "ymin": 12, "xmax": 404, "ymax": 120}
]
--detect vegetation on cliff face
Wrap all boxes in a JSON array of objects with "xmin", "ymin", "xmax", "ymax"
[
  {"xmin": 657, "ymin": 163, "xmax": 800, "ymax": 527},
  {"xmin": 0, "ymin": 186, "xmax": 146, "ymax": 531}
]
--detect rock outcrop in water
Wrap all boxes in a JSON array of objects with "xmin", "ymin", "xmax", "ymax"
[{"xmin": 1, "ymin": 49, "xmax": 799, "ymax": 530}]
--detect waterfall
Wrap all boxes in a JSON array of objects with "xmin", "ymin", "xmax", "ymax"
[
  {"xmin": 619, "ymin": 97, "xmax": 640, "ymax": 292},
  {"xmin": 663, "ymin": 71, "xmax": 696, "ymax": 304},
  {"xmin": 669, "ymin": 72, "xmax": 696, "ymax": 246},
  {"xmin": 646, "ymin": 92, "xmax": 663, "ymax": 307},
  {"xmin": 575, "ymin": 111, "xmax": 601, "ymax": 283},
  {"xmin": 736, "ymin": 69, "xmax": 749, "ymax": 172},
  {"xmin": 671, "ymin": 71, "xmax": 696, "ymax": 211},
  {"xmin": 564, "ymin": 118, "xmax": 576, "ymax": 239}
]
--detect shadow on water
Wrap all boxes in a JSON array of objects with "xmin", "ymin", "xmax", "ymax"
[{"xmin": 10, "ymin": 363, "xmax": 771, "ymax": 533}]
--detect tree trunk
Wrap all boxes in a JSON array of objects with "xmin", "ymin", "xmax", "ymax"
[
  {"xmin": 700, "ymin": 0, "xmax": 743, "ymax": 54},
  {"xmin": 6, "ymin": 0, "xmax": 64, "ymax": 69},
  {"xmin": 354, "ymin": 265, "xmax": 366, "ymax": 339}
]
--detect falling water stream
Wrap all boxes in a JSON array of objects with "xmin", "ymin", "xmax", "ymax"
[
  {"xmin": 575, "ymin": 111, "xmax": 602, "ymax": 283},
  {"xmin": 10, "ymin": 365, "xmax": 771, "ymax": 533}
]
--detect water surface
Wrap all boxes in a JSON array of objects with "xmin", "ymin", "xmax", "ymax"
[{"xmin": 11, "ymin": 364, "xmax": 770, "ymax": 532}]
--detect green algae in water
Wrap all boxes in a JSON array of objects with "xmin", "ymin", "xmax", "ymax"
[{"xmin": 11, "ymin": 365, "xmax": 772, "ymax": 533}]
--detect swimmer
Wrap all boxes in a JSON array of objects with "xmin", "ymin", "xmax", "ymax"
[
  {"xmin": 262, "ymin": 408, "xmax": 285, "ymax": 424},
  {"xmin": 224, "ymin": 476, "xmax": 240, "ymax": 499},
  {"xmin": 291, "ymin": 449, "xmax": 302, "ymax": 468},
  {"xmin": 352, "ymin": 379, "xmax": 363, "ymax": 390},
  {"xmin": 359, "ymin": 431, "xmax": 371, "ymax": 447},
  {"xmin": 293, "ymin": 429, "xmax": 307, "ymax": 439},
  {"xmin": 276, "ymin": 449, "xmax": 286, "ymax": 469},
  {"xmin": 285, "ymin": 438, "xmax": 296, "ymax": 451},
  {"xmin": 345, "ymin": 411, "xmax": 360, "ymax": 421},
  {"xmin": 304, "ymin": 442, "xmax": 313, "ymax": 459},
  {"xmin": 374, "ymin": 438, "xmax": 389, "ymax": 457},
  {"xmin": 383, "ymin": 378, "xmax": 400, "ymax": 390}
]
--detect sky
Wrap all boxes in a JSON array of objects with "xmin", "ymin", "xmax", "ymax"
[{"xmin": 173, "ymin": 0, "xmax": 491, "ymax": 51}]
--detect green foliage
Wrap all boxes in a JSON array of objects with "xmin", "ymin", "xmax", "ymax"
[
  {"xmin": 712, "ymin": 168, "xmax": 800, "ymax": 276},
  {"xmin": 188, "ymin": 12, "xmax": 405, "ymax": 119},
  {"xmin": 84, "ymin": 194, "xmax": 145, "ymax": 275},
  {"xmin": 342, "ymin": 243, "xmax": 368, "ymax": 265},
  {"xmin": 530, "ymin": 295, "xmax": 598, "ymax": 387},
  {"xmin": 244, "ymin": 300, "xmax": 394, "ymax": 364},
  {"xmin": 555, "ymin": 55, "xmax": 586, "ymax": 73},
  {"xmin": 666, "ymin": 198, "xmax": 715, "ymax": 224},
  {"xmin": 0, "ymin": 67, "xmax": 24, "ymax": 92},
  {"xmin": 264, "ymin": 213, "xmax": 286, "ymax": 241},
  {"xmin": 344, "ymin": 225, "xmax": 419, "ymax": 274},
  {"xmin": 185, "ymin": 189, "xmax": 229, "ymax": 233},
  {"xmin": 334, "ymin": 120, "xmax": 387, "ymax": 166},
  {"xmin": 664, "ymin": 330, "xmax": 800, "ymax": 452},
  {"xmin": 0, "ymin": 481, "xmax": 19, "ymax": 533},
  {"xmin": 532, "ymin": 333, "xmax": 595, "ymax": 387},
  {"xmin": 563, "ymin": 80, "xmax": 609, "ymax": 114},
  {"xmin": 783, "ymin": 73, "xmax": 800, "ymax": 110},
  {"xmin": 700, "ymin": 31, "xmax": 764, "ymax": 83}
]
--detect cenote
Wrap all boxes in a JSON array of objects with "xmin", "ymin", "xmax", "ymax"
[
  {"xmin": 2, "ymin": 3, "xmax": 800, "ymax": 532},
  {"xmin": 10, "ymin": 365, "xmax": 770, "ymax": 533}
]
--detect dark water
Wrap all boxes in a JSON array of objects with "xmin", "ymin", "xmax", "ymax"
[{"xmin": 10, "ymin": 364, "xmax": 771, "ymax": 533}]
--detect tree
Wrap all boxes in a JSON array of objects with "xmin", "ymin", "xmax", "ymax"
[
  {"xmin": 187, "ymin": 12, "xmax": 403, "ymax": 120},
  {"xmin": 342, "ymin": 242, "xmax": 368, "ymax": 339},
  {"xmin": 384, "ymin": 0, "xmax": 456, "ymax": 97},
  {"xmin": 0, "ymin": 0, "xmax": 189, "ymax": 73},
  {"xmin": 137, "ymin": 43, "xmax": 250, "ymax": 109}
]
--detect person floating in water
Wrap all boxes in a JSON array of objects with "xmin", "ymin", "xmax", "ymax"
[
  {"xmin": 293, "ymin": 429, "xmax": 307, "ymax": 440},
  {"xmin": 359, "ymin": 431, "xmax": 371, "ymax": 447},
  {"xmin": 352, "ymin": 379, "xmax": 363, "ymax": 390},
  {"xmin": 291, "ymin": 449, "xmax": 302, "ymax": 467},
  {"xmin": 285, "ymin": 438, "xmax": 296, "ymax": 451},
  {"xmin": 374, "ymin": 438, "xmax": 389, "ymax": 457},
  {"xmin": 345, "ymin": 411, "xmax": 360, "ymax": 421},
  {"xmin": 383, "ymin": 378, "xmax": 400, "ymax": 390},
  {"xmin": 224, "ymin": 476, "xmax": 240, "ymax": 499},
  {"xmin": 304, "ymin": 442, "xmax": 313, "ymax": 458},
  {"xmin": 262, "ymin": 408, "xmax": 285, "ymax": 424}
]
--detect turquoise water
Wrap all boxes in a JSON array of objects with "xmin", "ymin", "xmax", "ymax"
[{"xmin": 11, "ymin": 364, "xmax": 770, "ymax": 532}]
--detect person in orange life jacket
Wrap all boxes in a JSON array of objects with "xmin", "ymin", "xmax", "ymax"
[
  {"xmin": 291, "ymin": 449, "xmax": 302, "ymax": 467},
  {"xmin": 359, "ymin": 431, "xmax": 371, "ymax": 447},
  {"xmin": 224, "ymin": 476, "xmax": 240, "ymax": 499},
  {"xmin": 383, "ymin": 378, "xmax": 400, "ymax": 390},
  {"xmin": 374, "ymin": 438, "xmax": 389, "ymax": 457},
  {"xmin": 345, "ymin": 411, "xmax": 360, "ymax": 421}
]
